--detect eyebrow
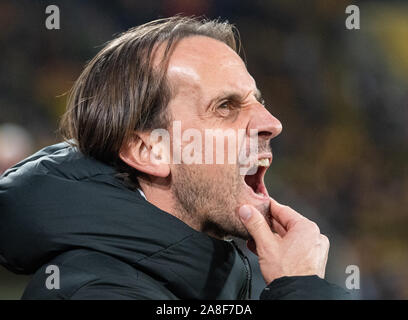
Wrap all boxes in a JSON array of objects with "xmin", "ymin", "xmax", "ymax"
[{"xmin": 209, "ymin": 88, "xmax": 263, "ymax": 108}]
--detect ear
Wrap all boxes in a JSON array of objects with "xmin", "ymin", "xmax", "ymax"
[{"xmin": 119, "ymin": 132, "xmax": 170, "ymax": 178}]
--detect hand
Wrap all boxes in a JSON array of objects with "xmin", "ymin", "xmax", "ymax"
[{"xmin": 237, "ymin": 198, "xmax": 330, "ymax": 285}]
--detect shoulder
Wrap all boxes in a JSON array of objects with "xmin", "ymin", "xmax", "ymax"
[{"xmin": 22, "ymin": 249, "xmax": 177, "ymax": 300}]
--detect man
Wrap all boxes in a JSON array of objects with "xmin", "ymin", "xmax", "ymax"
[{"xmin": 0, "ymin": 16, "xmax": 349, "ymax": 299}]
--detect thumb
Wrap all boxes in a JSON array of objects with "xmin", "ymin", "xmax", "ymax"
[{"xmin": 238, "ymin": 205, "xmax": 278, "ymax": 250}]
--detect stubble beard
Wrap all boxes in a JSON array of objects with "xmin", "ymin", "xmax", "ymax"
[{"xmin": 171, "ymin": 163, "xmax": 252, "ymax": 240}]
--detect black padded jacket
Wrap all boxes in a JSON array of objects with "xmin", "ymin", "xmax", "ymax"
[{"xmin": 0, "ymin": 142, "xmax": 349, "ymax": 300}]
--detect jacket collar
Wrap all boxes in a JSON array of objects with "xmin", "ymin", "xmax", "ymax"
[{"xmin": 126, "ymin": 192, "xmax": 252, "ymax": 299}]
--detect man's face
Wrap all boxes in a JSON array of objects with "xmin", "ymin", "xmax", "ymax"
[{"xmin": 164, "ymin": 36, "xmax": 282, "ymax": 239}]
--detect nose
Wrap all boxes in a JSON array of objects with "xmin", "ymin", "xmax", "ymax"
[{"xmin": 247, "ymin": 103, "xmax": 282, "ymax": 141}]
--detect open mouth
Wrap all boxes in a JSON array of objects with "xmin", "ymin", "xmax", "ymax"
[{"xmin": 243, "ymin": 156, "xmax": 271, "ymax": 199}]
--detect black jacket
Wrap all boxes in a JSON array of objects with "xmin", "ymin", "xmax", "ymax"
[{"xmin": 0, "ymin": 142, "xmax": 349, "ymax": 299}]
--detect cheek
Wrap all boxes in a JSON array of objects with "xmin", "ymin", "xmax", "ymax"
[
  {"xmin": 219, "ymin": 164, "xmax": 243, "ymax": 190},
  {"xmin": 199, "ymin": 163, "xmax": 236, "ymax": 182}
]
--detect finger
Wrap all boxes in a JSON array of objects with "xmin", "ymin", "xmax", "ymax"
[
  {"xmin": 269, "ymin": 197, "xmax": 305, "ymax": 230},
  {"xmin": 264, "ymin": 211, "xmax": 287, "ymax": 236},
  {"xmin": 271, "ymin": 218, "xmax": 287, "ymax": 237},
  {"xmin": 238, "ymin": 205, "xmax": 277, "ymax": 250},
  {"xmin": 321, "ymin": 234, "xmax": 330, "ymax": 278}
]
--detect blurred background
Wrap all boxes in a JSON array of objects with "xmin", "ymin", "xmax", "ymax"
[{"xmin": 0, "ymin": 0, "xmax": 407, "ymax": 299}]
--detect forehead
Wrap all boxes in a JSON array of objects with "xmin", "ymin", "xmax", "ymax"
[{"xmin": 166, "ymin": 36, "xmax": 256, "ymax": 100}]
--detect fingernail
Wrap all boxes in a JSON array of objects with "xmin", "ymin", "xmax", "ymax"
[{"xmin": 239, "ymin": 205, "xmax": 252, "ymax": 221}]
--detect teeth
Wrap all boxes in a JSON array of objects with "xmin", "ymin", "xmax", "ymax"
[{"xmin": 257, "ymin": 158, "xmax": 270, "ymax": 167}]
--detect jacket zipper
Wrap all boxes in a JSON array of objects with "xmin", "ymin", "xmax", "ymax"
[
  {"xmin": 230, "ymin": 240, "xmax": 252, "ymax": 300},
  {"xmin": 242, "ymin": 255, "xmax": 252, "ymax": 299}
]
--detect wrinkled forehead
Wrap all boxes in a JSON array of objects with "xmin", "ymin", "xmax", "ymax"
[{"xmin": 164, "ymin": 36, "xmax": 256, "ymax": 100}]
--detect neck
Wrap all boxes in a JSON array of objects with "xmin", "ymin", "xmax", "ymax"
[{"xmin": 138, "ymin": 177, "xmax": 225, "ymax": 240}]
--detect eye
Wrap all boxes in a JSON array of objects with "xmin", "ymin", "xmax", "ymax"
[
  {"xmin": 218, "ymin": 101, "xmax": 230, "ymax": 109},
  {"xmin": 216, "ymin": 101, "xmax": 234, "ymax": 116}
]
